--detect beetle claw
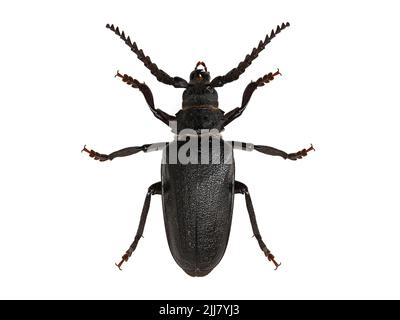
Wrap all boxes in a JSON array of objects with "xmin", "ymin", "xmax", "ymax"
[
  {"xmin": 274, "ymin": 68, "xmax": 282, "ymax": 77},
  {"xmin": 81, "ymin": 145, "xmax": 109, "ymax": 161},
  {"xmin": 115, "ymin": 253, "xmax": 129, "ymax": 271},
  {"xmin": 81, "ymin": 145, "xmax": 89, "ymax": 153},
  {"xmin": 115, "ymin": 261, "xmax": 124, "ymax": 271},
  {"xmin": 267, "ymin": 254, "xmax": 282, "ymax": 271},
  {"xmin": 288, "ymin": 143, "xmax": 315, "ymax": 160}
]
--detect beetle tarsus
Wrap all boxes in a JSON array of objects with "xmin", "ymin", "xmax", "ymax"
[
  {"xmin": 262, "ymin": 246, "xmax": 281, "ymax": 270},
  {"xmin": 307, "ymin": 144, "xmax": 315, "ymax": 152},
  {"xmin": 81, "ymin": 145, "xmax": 89, "ymax": 153},
  {"xmin": 267, "ymin": 254, "xmax": 282, "ymax": 271},
  {"xmin": 115, "ymin": 260, "xmax": 124, "ymax": 271},
  {"xmin": 81, "ymin": 145, "xmax": 109, "ymax": 161},
  {"xmin": 287, "ymin": 143, "xmax": 316, "ymax": 160},
  {"xmin": 114, "ymin": 70, "xmax": 141, "ymax": 88},
  {"xmin": 258, "ymin": 69, "xmax": 282, "ymax": 86},
  {"xmin": 115, "ymin": 70, "xmax": 122, "ymax": 78},
  {"xmin": 273, "ymin": 68, "xmax": 281, "ymax": 77},
  {"xmin": 115, "ymin": 253, "xmax": 130, "ymax": 271}
]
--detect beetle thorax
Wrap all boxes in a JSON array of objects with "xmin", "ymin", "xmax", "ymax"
[
  {"xmin": 175, "ymin": 106, "xmax": 225, "ymax": 133},
  {"xmin": 182, "ymin": 85, "xmax": 218, "ymax": 109}
]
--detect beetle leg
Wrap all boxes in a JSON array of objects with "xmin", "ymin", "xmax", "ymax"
[
  {"xmin": 115, "ymin": 253, "xmax": 130, "ymax": 271},
  {"xmin": 254, "ymin": 143, "xmax": 315, "ymax": 160},
  {"xmin": 266, "ymin": 252, "xmax": 282, "ymax": 271},
  {"xmin": 82, "ymin": 142, "xmax": 167, "ymax": 162},
  {"xmin": 286, "ymin": 144, "xmax": 315, "ymax": 160},
  {"xmin": 115, "ymin": 182, "xmax": 162, "ymax": 271},
  {"xmin": 231, "ymin": 141, "xmax": 315, "ymax": 160},
  {"xmin": 115, "ymin": 71, "xmax": 176, "ymax": 126},
  {"xmin": 234, "ymin": 181, "xmax": 281, "ymax": 270},
  {"xmin": 223, "ymin": 69, "xmax": 282, "ymax": 127},
  {"xmin": 81, "ymin": 145, "xmax": 109, "ymax": 161}
]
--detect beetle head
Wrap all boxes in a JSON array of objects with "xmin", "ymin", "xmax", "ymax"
[
  {"xmin": 182, "ymin": 61, "xmax": 218, "ymax": 109},
  {"xmin": 189, "ymin": 61, "xmax": 211, "ymax": 84}
]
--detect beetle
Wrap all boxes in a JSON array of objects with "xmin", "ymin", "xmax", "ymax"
[{"xmin": 82, "ymin": 22, "xmax": 314, "ymax": 276}]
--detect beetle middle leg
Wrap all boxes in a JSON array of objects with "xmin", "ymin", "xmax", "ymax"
[
  {"xmin": 223, "ymin": 69, "xmax": 282, "ymax": 126},
  {"xmin": 115, "ymin": 71, "xmax": 175, "ymax": 126},
  {"xmin": 234, "ymin": 181, "xmax": 281, "ymax": 270},
  {"xmin": 231, "ymin": 141, "xmax": 315, "ymax": 160},
  {"xmin": 115, "ymin": 182, "xmax": 162, "ymax": 270},
  {"xmin": 82, "ymin": 142, "xmax": 167, "ymax": 161}
]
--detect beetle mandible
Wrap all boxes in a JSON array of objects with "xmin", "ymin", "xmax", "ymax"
[{"xmin": 82, "ymin": 22, "xmax": 314, "ymax": 276}]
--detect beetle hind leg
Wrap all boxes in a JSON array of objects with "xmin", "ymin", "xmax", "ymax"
[
  {"xmin": 115, "ymin": 182, "xmax": 161, "ymax": 270},
  {"xmin": 234, "ymin": 181, "xmax": 281, "ymax": 270}
]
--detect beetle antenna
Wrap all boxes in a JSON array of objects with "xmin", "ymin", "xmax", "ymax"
[
  {"xmin": 106, "ymin": 24, "xmax": 188, "ymax": 88},
  {"xmin": 210, "ymin": 22, "xmax": 290, "ymax": 87}
]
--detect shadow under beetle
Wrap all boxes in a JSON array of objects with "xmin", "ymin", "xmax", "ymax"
[{"xmin": 83, "ymin": 22, "xmax": 314, "ymax": 276}]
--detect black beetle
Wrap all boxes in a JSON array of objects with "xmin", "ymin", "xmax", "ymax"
[{"xmin": 82, "ymin": 22, "xmax": 314, "ymax": 276}]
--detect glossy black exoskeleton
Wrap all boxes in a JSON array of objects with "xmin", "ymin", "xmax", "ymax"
[{"xmin": 82, "ymin": 22, "xmax": 314, "ymax": 276}]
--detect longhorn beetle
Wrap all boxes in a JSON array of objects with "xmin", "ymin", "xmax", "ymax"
[{"xmin": 82, "ymin": 22, "xmax": 314, "ymax": 276}]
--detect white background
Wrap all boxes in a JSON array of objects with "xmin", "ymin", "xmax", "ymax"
[{"xmin": 0, "ymin": 0, "xmax": 399, "ymax": 299}]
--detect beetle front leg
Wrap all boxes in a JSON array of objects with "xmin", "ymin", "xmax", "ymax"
[
  {"xmin": 115, "ymin": 182, "xmax": 161, "ymax": 270},
  {"xmin": 115, "ymin": 71, "xmax": 175, "ymax": 126},
  {"xmin": 234, "ymin": 181, "xmax": 281, "ymax": 270},
  {"xmin": 82, "ymin": 142, "xmax": 167, "ymax": 162},
  {"xmin": 223, "ymin": 69, "xmax": 281, "ymax": 126}
]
